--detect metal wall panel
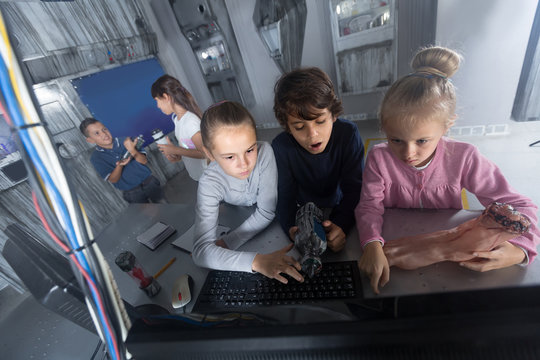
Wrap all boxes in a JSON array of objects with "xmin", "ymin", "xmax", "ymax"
[{"xmin": 0, "ymin": 0, "xmax": 183, "ymax": 290}]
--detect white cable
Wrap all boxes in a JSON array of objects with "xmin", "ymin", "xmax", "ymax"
[
  {"xmin": 80, "ymin": 209, "xmax": 130, "ymax": 339},
  {"xmin": 1, "ymin": 13, "xmax": 125, "ymax": 358},
  {"xmin": 1, "ymin": 27, "xmax": 87, "ymax": 250},
  {"xmin": 80, "ymin": 202, "xmax": 129, "ymax": 336}
]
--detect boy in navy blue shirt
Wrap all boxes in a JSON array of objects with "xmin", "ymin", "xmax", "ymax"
[
  {"xmin": 79, "ymin": 118, "xmax": 166, "ymax": 203},
  {"xmin": 272, "ymin": 68, "xmax": 364, "ymax": 252}
]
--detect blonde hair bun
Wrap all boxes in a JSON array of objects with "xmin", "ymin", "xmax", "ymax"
[{"xmin": 411, "ymin": 46, "xmax": 462, "ymax": 79}]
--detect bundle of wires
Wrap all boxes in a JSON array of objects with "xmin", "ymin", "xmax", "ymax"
[{"xmin": 0, "ymin": 10, "xmax": 130, "ymax": 360}]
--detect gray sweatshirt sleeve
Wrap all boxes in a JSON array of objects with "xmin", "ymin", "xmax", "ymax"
[
  {"xmin": 192, "ymin": 170, "xmax": 257, "ymax": 273},
  {"xmin": 222, "ymin": 142, "xmax": 278, "ymax": 250}
]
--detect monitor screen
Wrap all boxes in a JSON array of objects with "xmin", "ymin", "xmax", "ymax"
[
  {"xmin": 2, "ymin": 159, "xmax": 27, "ymax": 183},
  {"xmin": 0, "ymin": 112, "xmax": 18, "ymax": 161},
  {"xmin": 126, "ymin": 284, "xmax": 540, "ymax": 359},
  {"xmin": 70, "ymin": 58, "xmax": 173, "ymax": 146},
  {"xmin": 0, "ymin": 112, "xmax": 27, "ymax": 188}
]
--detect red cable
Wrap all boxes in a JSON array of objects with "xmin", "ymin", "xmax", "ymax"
[
  {"xmin": 4, "ymin": 75, "xmax": 121, "ymax": 359},
  {"xmin": 32, "ymin": 192, "xmax": 121, "ymax": 360},
  {"xmin": 0, "ymin": 98, "xmax": 14, "ymax": 126}
]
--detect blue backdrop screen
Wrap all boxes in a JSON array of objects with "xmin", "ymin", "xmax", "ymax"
[{"xmin": 71, "ymin": 58, "xmax": 172, "ymax": 146}]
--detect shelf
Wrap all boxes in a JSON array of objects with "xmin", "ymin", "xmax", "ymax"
[
  {"xmin": 341, "ymin": 85, "xmax": 390, "ymax": 96},
  {"xmin": 335, "ymin": 3, "xmax": 391, "ymax": 38},
  {"xmin": 329, "ymin": 0, "xmax": 397, "ymax": 96},
  {"xmin": 334, "ymin": 25, "xmax": 393, "ymax": 52}
]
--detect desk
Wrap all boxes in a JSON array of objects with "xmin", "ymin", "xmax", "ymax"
[
  {"xmin": 96, "ymin": 204, "xmax": 540, "ymax": 312},
  {"xmin": 95, "ymin": 203, "xmax": 294, "ymax": 313},
  {"xmin": 363, "ymin": 208, "xmax": 540, "ymax": 299},
  {"xmin": 95, "ymin": 204, "xmax": 204, "ymax": 313}
]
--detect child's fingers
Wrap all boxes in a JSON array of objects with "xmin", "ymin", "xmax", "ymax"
[
  {"xmin": 274, "ymin": 273, "xmax": 289, "ymax": 284},
  {"xmin": 283, "ymin": 255, "xmax": 302, "ymax": 271},
  {"xmin": 327, "ymin": 230, "xmax": 345, "ymax": 243},
  {"xmin": 117, "ymin": 158, "xmax": 130, "ymax": 166},
  {"xmin": 280, "ymin": 243, "xmax": 295, "ymax": 253},
  {"xmin": 471, "ymin": 250, "xmax": 496, "ymax": 259},
  {"xmin": 325, "ymin": 226, "xmax": 338, "ymax": 239},
  {"xmin": 380, "ymin": 265, "xmax": 390, "ymax": 288},
  {"xmin": 370, "ymin": 271, "xmax": 381, "ymax": 294},
  {"xmin": 288, "ymin": 226, "xmax": 298, "ymax": 240},
  {"xmin": 283, "ymin": 264, "xmax": 304, "ymax": 282},
  {"xmin": 326, "ymin": 225, "xmax": 346, "ymax": 252},
  {"xmin": 459, "ymin": 258, "xmax": 493, "ymax": 272},
  {"xmin": 214, "ymin": 239, "xmax": 228, "ymax": 249},
  {"xmin": 328, "ymin": 237, "xmax": 346, "ymax": 252}
]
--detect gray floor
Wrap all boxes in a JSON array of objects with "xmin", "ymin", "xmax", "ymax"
[{"xmin": 0, "ymin": 119, "xmax": 539, "ymax": 359}]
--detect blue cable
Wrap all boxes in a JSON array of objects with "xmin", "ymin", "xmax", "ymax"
[
  {"xmin": 0, "ymin": 57, "xmax": 119, "ymax": 360},
  {"xmin": 0, "ymin": 56, "xmax": 88, "ymax": 268},
  {"xmin": 0, "ymin": 55, "xmax": 119, "ymax": 360}
]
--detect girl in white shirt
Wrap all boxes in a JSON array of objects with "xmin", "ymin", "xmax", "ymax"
[
  {"xmin": 193, "ymin": 101, "xmax": 303, "ymax": 284},
  {"xmin": 151, "ymin": 75, "xmax": 207, "ymax": 181}
]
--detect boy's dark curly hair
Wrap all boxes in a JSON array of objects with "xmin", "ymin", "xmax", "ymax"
[{"xmin": 273, "ymin": 67, "xmax": 343, "ymax": 130}]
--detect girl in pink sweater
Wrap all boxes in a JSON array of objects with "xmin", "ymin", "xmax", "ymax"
[{"xmin": 355, "ymin": 46, "xmax": 539, "ymax": 294}]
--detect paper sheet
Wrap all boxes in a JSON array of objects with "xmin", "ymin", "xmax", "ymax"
[{"xmin": 171, "ymin": 224, "xmax": 230, "ymax": 254}]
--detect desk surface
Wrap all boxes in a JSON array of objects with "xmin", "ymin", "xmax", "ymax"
[
  {"xmin": 96, "ymin": 204, "xmax": 540, "ymax": 312},
  {"xmin": 368, "ymin": 208, "xmax": 540, "ymax": 298}
]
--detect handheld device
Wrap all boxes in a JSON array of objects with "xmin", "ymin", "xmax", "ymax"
[
  {"xmin": 121, "ymin": 134, "xmax": 145, "ymax": 160},
  {"xmin": 294, "ymin": 202, "xmax": 327, "ymax": 278},
  {"xmin": 151, "ymin": 129, "xmax": 168, "ymax": 145}
]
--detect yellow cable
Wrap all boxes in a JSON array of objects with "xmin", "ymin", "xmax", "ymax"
[
  {"xmin": 79, "ymin": 200, "xmax": 94, "ymax": 237},
  {"xmin": 0, "ymin": 12, "xmax": 34, "ymax": 125},
  {"xmin": 1, "ymin": 11, "xmax": 84, "ymax": 244}
]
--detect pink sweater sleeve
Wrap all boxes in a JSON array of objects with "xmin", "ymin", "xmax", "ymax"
[
  {"xmin": 355, "ymin": 149, "xmax": 386, "ymax": 247},
  {"xmin": 460, "ymin": 146, "xmax": 540, "ymax": 262}
]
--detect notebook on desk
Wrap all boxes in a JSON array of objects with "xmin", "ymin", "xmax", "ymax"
[
  {"xmin": 136, "ymin": 221, "xmax": 176, "ymax": 250},
  {"xmin": 171, "ymin": 224, "xmax": 230, "ymax": 254}
]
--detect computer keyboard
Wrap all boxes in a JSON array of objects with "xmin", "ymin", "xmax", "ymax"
[{"xmin": 193, "ymin": 261, "xmax": 360, "ymax": 313}]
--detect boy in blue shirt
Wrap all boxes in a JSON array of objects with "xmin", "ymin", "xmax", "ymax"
[
  {"xmin": 272, "ymin": 67, "xmax": 364, "ymax": 252},
  {"xmin": 79, "ymin": 118, "xmax": 166, "ymax": 203}
]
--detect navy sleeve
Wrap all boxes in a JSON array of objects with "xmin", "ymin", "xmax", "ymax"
[
  {"xmin": 90, "ymin": 151, "xmax": 114, "ymax": 180},
  {"xmin": 329, "ymin": 122, "xmax": 364, "ymax": 233},
  {"xmin": 272, "ymin": 135, "xmax": 298, "ymax": 238}
]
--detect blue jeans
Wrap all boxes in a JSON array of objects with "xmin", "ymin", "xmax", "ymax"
[{"xmin": 122, "ymin": 175, "xmax": 167, "ymax": 204}]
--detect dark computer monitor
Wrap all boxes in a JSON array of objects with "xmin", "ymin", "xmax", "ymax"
[
  {"xmin": 2, "ymin": 223, "xmax": 98, "ymax": 333},
  {"xmin": 125, "ymin": 280, "xmax": 540, "ymax": 359},
  {"xmin": 2, "ymin": 223, "xmax": 144, "ymax": 335},
  {"xmin": 1, "ymin": 159, "xmax": 27, "ymax": 183}
]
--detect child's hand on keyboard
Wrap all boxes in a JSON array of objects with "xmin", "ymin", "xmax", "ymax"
[{"xmin": 252, "ymin": 243, "xmax": 304, "ymax": 284}]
